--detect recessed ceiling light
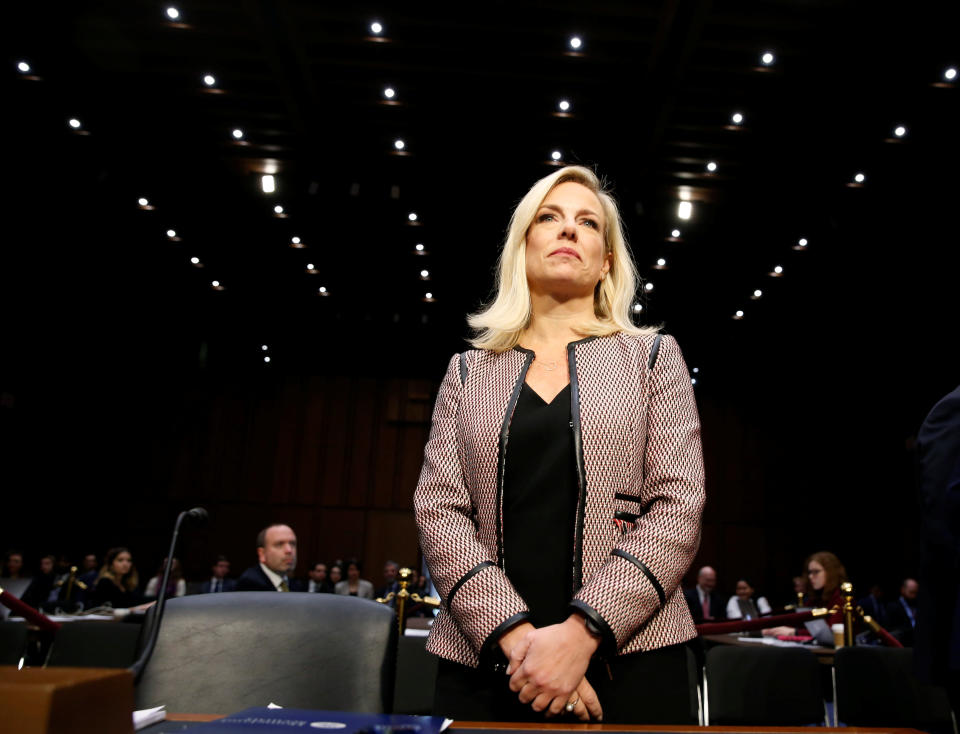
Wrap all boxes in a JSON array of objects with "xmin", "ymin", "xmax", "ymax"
[
  {"xmin": 774, "ymin": 265, "xmax": 783, "ymax": 274},
  {"xmin": 644, "ymin": 282, "xmax": 654, "ymax": 292},
  {"xmin": 632, "ymin": 303, "xmax": 643, "ymax": 313},
  {"xmin": 677, "ymin": 201, "xmax": 692, "ymax": 220},
  {"xmin": 692, "ymin": 367, "xmax": 699, "ymax": 374},
  {"xmin": 731, "ymin": 112, "xmax": 744, "ymax": 125},
  {"xmin": 558, "ymin": 100, "xmax": 571, "ymax": 112},
  {"xmin": 893, "ymin": 125, "xmax": 907, "ymax": 137},
  {"xmin": 425, "ymin": 292, "xmax": 434, "ymax": 299},
  {"xmin": 734, "ymin": 310, "xmax": 744, "ymax": 319},
  {"xmin": 551, "ymin": 150, "xmax": 562, "ymax": 161},
  {"xmin": 415, "ymin": 243, "xmax": 424, "ymax": 252},
  {"xmin": 394, "ymin": 139, "xmax": 405, "ymax": 150},
  {"xmin": 17, "ymin": 61, "xmax": 31, "ymax": 73},
  {"xmin": 138, "ymin": 197, "xmax": 149, "ymax": 207},
  {"xmin": 944, "ymin": 67, "xmax": 957, "ymax": 82},
  {"xmin": 798, "ymin": 238, "xmax": 808, "ymax": 247},
  {"xmin": 261, "ymin": 175, "xmax": 276, "ymax": 193},
  {"xmin": 307, "ymin": 263, "xmax": 315, "ymax": 270},
  {"xmin": 753, "ymin": 289, "xmax": 763, "ymax": 298},
  {"xmin": 165, "ymin": 7, "xmax": 180, "ymax": 21},
  {"xmin": 420, "ymin": 269, "xmax": 429, "ymax": 278},
  {"xmin": 319, "ymin": 286, "xmax": 328, "ymax": 293},
  {"xmin": 408, "ymin": 212, "xmax": 418, "ymax": 221},
  {"xmin": 211, "ymin": 280, "xmax": 220, "ymax": 287},
  {"xmin": 291, "ymin": 236, "xmax": 301, "ymax": 245},
  {"xmin": 190, "ymin": 257, "xmax": 200, "ymax": 264},
  {"xmin": 370, "ymin": 21, "xmax": 383, "ymax": 35},
  {"xmin": 203, "ymin": 74, "xmax": 216, "ymax": 87},
  {"xmin": 854, "ymin": 172, "xmax": 865, "ymax": 183},
  {"xmin": 671, "ymin": 229, "xmax": 681, "ymax": 238},
  {"xmin": 656, "ymin": 258, "xmax": 666, "ymax": 267},
  {"xmin": 264, "ymin": 356, "xmax": 271, "ymax": 363},
  {"xmin": 569, "ymin": 36, "xmax": 582, "ymax": 50},
  {"xmin": 761, "ymin": 51, "xmax": 775, "ymax": 66},
  {"xmin": 706, "ymin": 161, "xmax": 717, "ymax": 172},
  {"xmin": 232, "ymin": 128, "xmax": 244, "ymax": 140},
  {"xmin": 384, "ymin": 87, "xmax": 395, "ymax": 99},
  {"xmin": 68, "ymin": 118, "xmax": 81, "ymax": 129},
  {"xmin": 166, "ymin": 229, "xmax": 177, "ymax": 238},
  {"xmin": 274, "ymin": 205, "xmax": 284, "ymax": 214}
]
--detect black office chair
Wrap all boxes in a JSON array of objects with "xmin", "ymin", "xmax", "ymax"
[
  {"xmin": 834, "ymin": 646, "xmax": 955, "ymax": 733},
  {"xmin": 0, "ymin": 621, "xmax": 28, "ymax": 665},
  {"xmin": 392, "ymin": 635, "xmax": 438, "ymax": 715},
  {"xmin": 705, "ymin": 645, "xmax": 826, "ymax": 725},
  {"xmin": 46, "ymin": 620, "xmax": 145, "ymax": 668},
  {"xmin": 135, "ymin": 592, "xmax": 397, "ymax": 714}
]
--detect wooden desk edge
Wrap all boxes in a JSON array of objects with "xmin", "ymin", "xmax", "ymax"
[{"xmin": 167, "ymin": 716, "xmax": 924, "ymax": 734}]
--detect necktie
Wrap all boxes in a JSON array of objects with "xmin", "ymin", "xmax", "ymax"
[
  {"xmin": 702, "ymin": 594, "xmax": 710, "ymax": 619},
  {"xmin": 279, "ymin": 579, "xmax": 290, "ymax": 592},
  {"xmin": 214, "ymin": 579, "xmax": 220, "ymax": 593}
]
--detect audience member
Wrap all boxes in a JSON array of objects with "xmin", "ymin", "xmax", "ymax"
[
  {"xmin": 857, "ymin": 583, "xmax": 886, "ymax": 625},
  {"xmin": 683, "ymin": 565, "xmax": 727, "ymax": 623},
  {"xmin": 91, "ymin": 547, "xmax": 142, "ymax": 608},
  {"xmin": 885, "ymin": 578, "xmax": 919, "ymax": 646},
  {"xmin": 376, "ymin": 560, "xmax": 399, "ymax": 598},
  {"xmin": 725, "ymin": 578, "xmax": 772, "ymax": 620},
  {"xmin": 201, "ymin": 555, "xmax": 236, "ymax": 593},
  {"xmin": 144, "ymin": 557, "xmax": 186, "ymax": 599},
  {"xmin": 1, "ymin": 550, "xmax": 25, "ymax": 579},
  {"xmin": 236, "ymin": 524, "xmax": 303, "ymax": 591},
  {"xmin": 21, "ymin": 555, "xmax": 56, "ymax": 609},
  {"xmin": 804, "ymin": 551, "xmax": 847, "ymax": 623},
  {"xmin": 328, "ymin": 563, "xmax": 343, "ymax": 587},
  {"xmin": 334, "ymin": 558, "xmax": 374, "ymax": 599},
  {"xmin": 307, "ymin": 562, "xmax": 332, "ymax": 593}
]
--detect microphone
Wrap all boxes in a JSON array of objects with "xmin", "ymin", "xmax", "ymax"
[{"xmin": 129, "ymin": 507, "xmax": 208, "ymax": 682}]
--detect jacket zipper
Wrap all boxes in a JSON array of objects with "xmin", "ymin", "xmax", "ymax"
[{"xmin": 496, "ymin": 349, "xmax": 535, "ymax": 574}]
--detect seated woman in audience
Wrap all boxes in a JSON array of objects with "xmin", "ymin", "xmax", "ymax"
[
  {"xmin": 91, "ymin": 547, "xmax": 142, "ymax": 608},
  {"xmin": 328, "ymin": 563, "xmax": 343, "ymax": 588},
  {"xmin": 803, "ymin": 550, "xmax": 847, "ymax": 623},
  {"xmin": 144, "ymin": 557, "xmax": 186, "ymax": 599},
  {"xmin": 334, "ymin": 559, "xmax": 374, "ymax": 599},
  {"xmin": 725, "ymin": 578, "xmax": 772, "ymax": 620},
  {"xmin": 764, "ymin": 550, "xmax": 848, "ymax": 637}
]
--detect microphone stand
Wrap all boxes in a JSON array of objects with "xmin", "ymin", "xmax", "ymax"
[{"xmin": 129, "ymin": 507, "xmax": 207, "ymax": 682}]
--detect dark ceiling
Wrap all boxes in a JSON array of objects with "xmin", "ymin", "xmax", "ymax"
[{"xmin": 3, "ymin": 1, "xmax": 958, "ymax": 427}]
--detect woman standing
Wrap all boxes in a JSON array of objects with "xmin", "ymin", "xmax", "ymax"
[{"xmin": 414, "ymin": 166, "xmax": 704, "ymax": 723}]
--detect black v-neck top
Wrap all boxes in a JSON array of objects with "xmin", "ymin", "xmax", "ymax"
[{"xmin": 501, "ymin": 381, "xmax": 579, "ymax": 627}]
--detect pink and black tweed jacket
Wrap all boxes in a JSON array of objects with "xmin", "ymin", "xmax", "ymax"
[{"xmin": 413, "ymin": 331, "xmax": 705, "ymax": 669}]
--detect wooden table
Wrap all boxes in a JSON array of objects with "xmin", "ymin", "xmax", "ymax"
[
  {"xmin": 165, "ymin": 713, "xmax": 924, "ymax": 733},
  {"xmin": 701, "ymin": 633, "xmax": 836, "ymax": 664}
]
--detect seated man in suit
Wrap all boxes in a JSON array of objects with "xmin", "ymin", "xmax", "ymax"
[
  {"xmin": 684, "ymin": 565, "xmax": 727, "ymax": 624},
  {"xmin": 885, "ymin": 577, "xmax": 919, "ymax": 646},
  {"xmin": 201, "ymin": 555, "xmax": 237, "ymax": 593},
  {"xmin": 236, "ymin": 524, "xmax": 303, "ymax": 592}
]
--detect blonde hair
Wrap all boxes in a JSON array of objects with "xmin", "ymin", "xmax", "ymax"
[{"xmin": 468, "ymin": 165, "xmax": 656, "ymax": 351}]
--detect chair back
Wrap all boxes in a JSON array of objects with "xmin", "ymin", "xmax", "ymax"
[
  {"xmin": 834, "ymin": 646, "xmax": 955, "ymax": 731},
  {"xmin": 0, "ymin": 621, "xmax": 28, "ymax": 665},
  {"xmin": 705, "ymin": 645, "xmax": 825, "ymax": 725},
  {"xmin": 47, "ymin": 620, "xmax": 144, "ymax": 668},
  {"xmin": 135, "ymin": 592, "xmax": 396, "ymax": 714}
]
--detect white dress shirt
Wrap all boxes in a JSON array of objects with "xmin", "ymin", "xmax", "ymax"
[{"xmin": 260, "ymin": 563, "xmax": 288, "ymax": 591}]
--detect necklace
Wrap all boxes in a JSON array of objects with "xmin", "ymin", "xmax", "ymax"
[{"xmin": 538, "ymin": 359, "xmax": 560, "ymax": 371}]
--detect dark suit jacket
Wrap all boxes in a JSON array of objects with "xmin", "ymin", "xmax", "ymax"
[
  {"xmin": 915, "ymin": 385, "xmax": 960, "ymax": 683},
  {"xmin": 683, "ymin": 587, "xmax": 727, "ymax": 624},
  {"xmin": 235, "ymin": 565, "xmax": 304, "ymax": 592},
  {"xmin": 201, "ymin": 578, "xmax": 237, "ymax": 593},
  {"xmin": 885, "ymin": 597, "xmax": 917, "ymax": 647}
]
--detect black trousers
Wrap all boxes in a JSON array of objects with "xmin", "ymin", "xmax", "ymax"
[{"xmin": 433, "ymin": 640, "xmax": 697, "ymax": 724}]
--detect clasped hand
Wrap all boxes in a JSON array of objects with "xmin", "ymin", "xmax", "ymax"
[{"xmin": 500, "ymin": 615, "xmax": 603, "ymax": 720}]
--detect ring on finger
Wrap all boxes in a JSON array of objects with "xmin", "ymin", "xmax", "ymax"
[{"xmin": 564, "ymin": 696, "xmax": 580, "ymax": 713}]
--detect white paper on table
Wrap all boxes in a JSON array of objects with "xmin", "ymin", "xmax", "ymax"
[{"xmin": 133, "ymin": 705, "xmax": 166, "ymax": 730}]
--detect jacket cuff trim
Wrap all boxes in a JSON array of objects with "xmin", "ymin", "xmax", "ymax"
[
  {"xmin": 569, "ymin": 599, "xmax": 617, "ymax": 658},
  {"xmin": 446, "ymin": 560, "xmax": 495, "ymax": 608},
  {"xmin": 480, "ymin": 611, "xmax": 532, "ymax": 673},
  {"xmin": 612, "ymin": 549, "xmax": 666, "ymax": 607}
]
